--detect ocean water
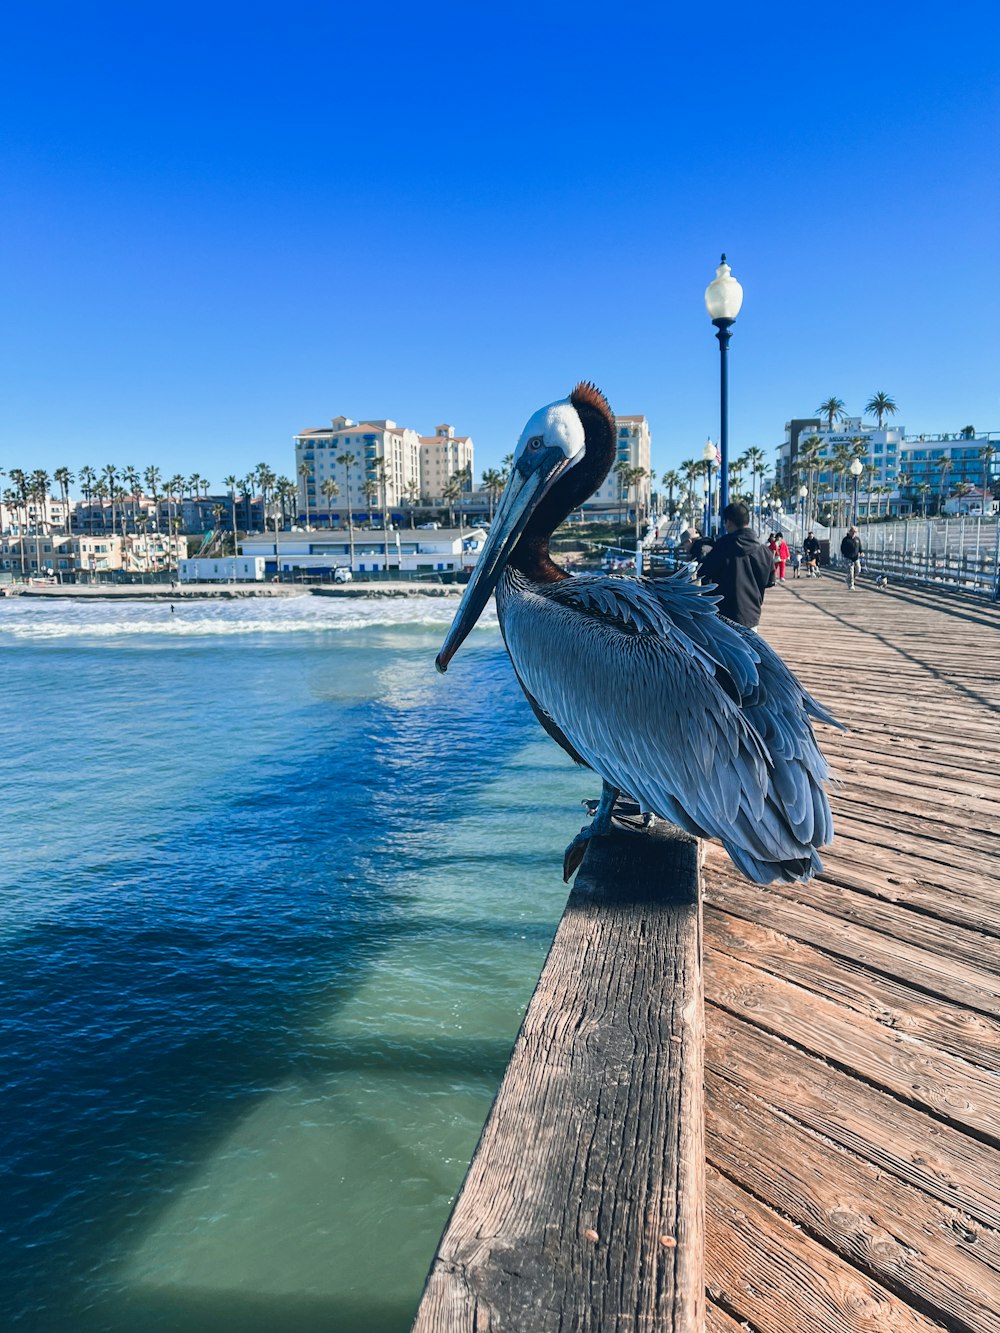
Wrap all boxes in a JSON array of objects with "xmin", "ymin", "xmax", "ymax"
[{"xmin": 0, "ymin": 596, "xmax": 593, "ymax": 1332}]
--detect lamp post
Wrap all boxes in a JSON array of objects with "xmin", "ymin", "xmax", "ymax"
[
  {"xmin": 702, "ymin": 439, "xmax": 717, "ymax": 533},
  {"xmin": 850, "ymin": 457, "xmax": 864, "ymax": 524},
  {"xmin": 799, "ymin": 484, "xmax": 808, "ymax": 533},
  {"xmin": 704, "ymin": 254, "xmax": 744, "ymax": 525}
]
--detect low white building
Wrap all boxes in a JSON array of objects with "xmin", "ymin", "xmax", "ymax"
[
  {"xmin": 179, "ymin": 557, "xmax": 266, "ymax": 582},
  {"xmin": 941, "ymin": 488, "xmax": 999, "ymax": 517},
  {"xmin": 240, "ymin": 527, "xmax": 486, "ymax": 577}
]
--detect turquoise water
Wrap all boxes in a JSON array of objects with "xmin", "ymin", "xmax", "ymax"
[{"xmin": 0, "ymin": 596, "xmax": 592, "ymax": 1331}]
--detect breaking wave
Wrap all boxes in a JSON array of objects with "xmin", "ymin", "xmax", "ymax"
[{"xmin": 0, "ymin": 593, "xmax": 499, "ymax": 642}]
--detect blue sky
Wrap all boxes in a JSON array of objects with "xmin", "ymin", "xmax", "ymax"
[{"xmin": 2, "ymin": 1, "xmax": 998, "ymax": 492}]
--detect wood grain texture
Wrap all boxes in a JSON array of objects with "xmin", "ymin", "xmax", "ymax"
[
  {"xmin": 413, "ymin": 823, "xmax": 704, "ymax": 1332},
  {"xmin": 703, "ymin": 578, "xmax": 1000, "ymax": 1333},
  {"xmin": 706, "ymin": 1167, "xmax": 951, "ymax": 1333}
]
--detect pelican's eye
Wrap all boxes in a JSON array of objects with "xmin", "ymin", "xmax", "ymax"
[{"xmin": 527, "ymin": 436, "xmax": 543, "ymax": 450}]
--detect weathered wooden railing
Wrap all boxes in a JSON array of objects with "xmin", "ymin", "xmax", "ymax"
[{"xmin": 412, "ymin": 823, "xmax": 705, "ymax": 1332}]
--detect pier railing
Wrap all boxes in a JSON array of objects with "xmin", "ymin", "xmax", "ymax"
[{"xmin": 412, "ymin": 823, "xmax": 705, "ymax": 1332}]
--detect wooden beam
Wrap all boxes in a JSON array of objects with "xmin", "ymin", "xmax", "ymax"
[{"xmin": 412, "ymin": 823, "xmax": 704, "ymax": 1332}]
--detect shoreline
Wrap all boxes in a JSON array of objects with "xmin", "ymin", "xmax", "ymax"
[{"xmin": 6, "ymin": 582, "xmax": 463, "ymax": 601}]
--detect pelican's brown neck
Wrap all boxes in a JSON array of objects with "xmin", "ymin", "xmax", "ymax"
[{"xmin": 510, "ymin": 381, "xmax": 615, "ymax": 583}]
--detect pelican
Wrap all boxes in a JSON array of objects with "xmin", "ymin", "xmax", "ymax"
[{"xmin": 436, "ymin": 383, "xmax": 838, "ymax": 884}]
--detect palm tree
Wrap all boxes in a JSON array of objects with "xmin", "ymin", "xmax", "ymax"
[
  {"xmin": 442, "ymin": 472, "xmax": 462, "ymax": 529},
  {"xmin": 916, "ymin": 482, "xmax": 931, "ymax": 518},
  {"xmin": 679, "ymin": 459, "xmax": 699, "ymax": 523},
  {"xmin": 298, "ymin": 461, "xmax": 313, "ymax": 528},
  {"xmin": 78, "ymin": 466, "xmax": 96, "ymax": 532},
  {"xmin": 816, "ymin": 398, "xmax": 845, "ymax": 432},
  {"xmin": 628, "ymin": 466, "xmax": 648, "ymax": 541},
  {"xmin": 336, "ymin": 452, "xmax": 357, "ymax": 567},
  {"xmin": 53, "ymin": 467, "xmax": 74, "ymax": 532},
  {"xmin": 660, "ymin": 469, "xmax": 681, "ymax": 518},
  {"xmin": 613, "ymin": 458, "xmax": 631, "ymax": 532},
  {"xmin": 373, "ymin": 456, "xmax": 390, "ymax": 569},
  {"xmin": 936, "ymin": 456, "xmax": 953, "ymax": 514},
  {"xmin": 143, "ymin": 466, "xmax": 162, "ymax": 533},
  {"xmin": 102, "ymin": 465, "xmax": 119, "ymax": 534},
  {"xmin": 499, "ymin": 453, "xmax": 514, "ymax": 487},
  {"xmin": 403, "ymin": 479, "xmax": 420, "ymax": 528},
  {"xmin": 167, "ymin": 474, "xmax": 186, "ymax": 548},
  {"xmin": 241, "ymin": 475, "xmax": 257, "ymax": 532},
  {"xmin": 864, "ymin": 392, "xmax": 898, "ymax": 431},
  {"xmin": 223, "ymin": 475, "xmax": 240, "ymax": 555},
  {"xmin": 979, "ymin": 444, "xmax": 996, "ymax": 508},
  {"xmin": 796, "ymin": 436, "xmax": 824, "ymax": 524},
  {"xmin": 275, "ymin": 477, "xmax": 297, "ymax": 531},
  {"xmin": 742, "ymin": 447, "xmax": 766, "ymax": 521},
  {"xmin": 320, "ymin": 477, "xmax": 339, "ymax": 527},
  {"xmin": 481, "ymin": 468, "xmax": 504, "ymax": 520},
  {"xmin": 363, "ymin": 477, "xmax": 379, "ymax": 530}
]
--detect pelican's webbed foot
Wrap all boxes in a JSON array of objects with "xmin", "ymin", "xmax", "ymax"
[{"xmin": 563, "ymin": 781, "xmax": 620, "ymax": 882}]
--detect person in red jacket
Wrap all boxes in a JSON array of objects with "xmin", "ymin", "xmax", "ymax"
[{"xmin": 773, "ymin": 530, "xmax": 790, "ymax": 581}]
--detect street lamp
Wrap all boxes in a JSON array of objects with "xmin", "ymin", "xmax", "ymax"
[
  {"xmin": 798, "ymin": 483, "xmax": 808, "ymax": 532},
  {"xmin": 702, "ymin": 439, "xmax": 717, "ymax": 533},
  {"xmin": 849, "ymin": 457, "xmax": 864, "ymax": 524},
  {"xmin": 704, "ymin": 254, "xmax": 744, "ymax": 524}
]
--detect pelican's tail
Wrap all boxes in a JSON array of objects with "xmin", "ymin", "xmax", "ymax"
[{"xmin": 723, "ymin": 841, "xmax": 824, "ymax": 885}]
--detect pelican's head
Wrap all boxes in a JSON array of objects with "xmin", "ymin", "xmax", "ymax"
[{"xmin": 436, "ymin": 386, "xmax": 608, "ymax": 673}]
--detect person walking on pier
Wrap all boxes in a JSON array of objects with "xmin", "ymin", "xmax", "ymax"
[
  {"xmin": 841, "ymin": 526, "xmax": 863, "ymax": 590},
  {"xmin": 697, "ymin": 502, "xmax": 773, "ymax": 629},
  {"xmin": 773, "ymin": 531, "xmax": 790, "ymax": 582},
  {"xmin": 803, "ymin": 531, "xmax": 821, "ymax": 577}
]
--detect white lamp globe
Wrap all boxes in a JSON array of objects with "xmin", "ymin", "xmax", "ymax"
[
  {"xmin": 799, "ymin": 484, "xmax": 808, "ymax": 498},
  {"xmin": 705, "ymin": 255, "xmax": 744, "ymax": 323},
  {"xmin": 849, "ymin": 458, "xmax": 864, "ymax": 478},
  {"xmin": 702, "ymin": 439, "xmax": 717, "ymax": 463}
]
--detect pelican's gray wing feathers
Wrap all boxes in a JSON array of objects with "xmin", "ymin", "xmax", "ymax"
[{"xmin": 498, "ymin": 568, "xmax": 835, "ymax": 883}]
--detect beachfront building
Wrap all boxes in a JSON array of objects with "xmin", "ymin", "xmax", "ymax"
[
  {"xmin": 0, "ymin": 533, "xmax": 77, "ymax": 577},
  {"xmin": 581, "ymin": 415, "xmax": 652, "ymax": 518},
  {"xmin": 294, "ymin": 418, "xmax": 423, "ymax": 526},
  {"xmin": 240, "ymin": 527, "xmax": 486, "ymax": 579},
  {"xmin": 776, "ymin": 417, "xmax": 905, "ymax": 516},
  {"xmin": 776, "ymin": 418, "xmax": 1000, "ymax": 517},
  {"xmin": 898, "ymin": 433, "xmax": 1000, "ymax": 514},
  {"xmin": 0, "ymin": 494, "xmax": 71, "ymax": 535},
  {"xmin": 418, "ymin": 424, "xmax": 475, "ymax": 503}
]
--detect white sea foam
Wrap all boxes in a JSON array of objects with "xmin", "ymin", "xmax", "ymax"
[{"xmin": 0, "ymin": 594, "xmax": 499, "ymax": 641}]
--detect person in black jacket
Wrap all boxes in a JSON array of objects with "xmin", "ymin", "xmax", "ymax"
[
  {"xmin": 840, "ymin": 526, "xmax": 863, "ymax": 590},
  {"xmin": 697, "ymin": 502, "xmax": 773, "ymax": 628},
  {"xmin": 802, "ymin": 531, "xmax": 821, "ymax": 578}
]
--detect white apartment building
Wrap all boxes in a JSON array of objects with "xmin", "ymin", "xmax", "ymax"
[
  {"xmin": 776, "ymin": 416, "xmax": 903, "ymax": 503},
  {"xmin": 0, "ymin": 495, "xmax": 71, "ymax": 534},
  {"xmin": 582, "ymin": 415, "xmax": 652, "ymax": 515},
  {"xmin": 294, "ymin": 417, "xmax": 422, "ymax": 523},
  {"xmin": 418, "ymin": 424, "xmax": 475, "ymax": 503}
]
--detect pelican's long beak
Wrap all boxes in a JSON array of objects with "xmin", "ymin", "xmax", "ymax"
[{"xmin": 436, "ymin": 446, "xmax": 571, "ymax": 672}]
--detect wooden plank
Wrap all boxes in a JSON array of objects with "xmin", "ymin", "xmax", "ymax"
[
  {"xmin": 413, "ymin": 824, "xmax": 705, "ymax": 1332},
  {"xmin": 705, "ymin": 905, "xmax": 1000, "ymax": 1071},
  {"xmin": 705, "ymin": 949, "xmax": 1000, "ymax": 1142},
  {"xmin": 706, "ymin": 1304, "xmax": 754, "ymax": 1332},
  {"xmin": 703, "ymin": 869, "xmax": 1000, "ymax": 1016},
  {"xmin": 706, "ymin": 1167, "xmax": 949, "ymax": 1332},
  {"xmin": 706, "ymin": 1072, "xmax": 1000, "ymax": 1332},
  {"xmin": 706, "ymin": 1009, "xmax": 1000, "ymax": 1232}
]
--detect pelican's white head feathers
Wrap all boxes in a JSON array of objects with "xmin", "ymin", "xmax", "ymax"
[{"xmin": 514, "ymin": 398, "xmax": 586, "ymax": 467}]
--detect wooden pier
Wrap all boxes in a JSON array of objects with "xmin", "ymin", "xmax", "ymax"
[{"xmin": 416, "ymin": 574, "xmax": 1000, "ymax": 1332}]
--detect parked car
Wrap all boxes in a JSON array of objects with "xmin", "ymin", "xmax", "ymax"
[
  {"xmin": 333, "ymin": 567, "xmax": 353, "ymax": 583},
  {"xmin": 417, "ymin": 522, "xmax": 441, "ymax": 530}
]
